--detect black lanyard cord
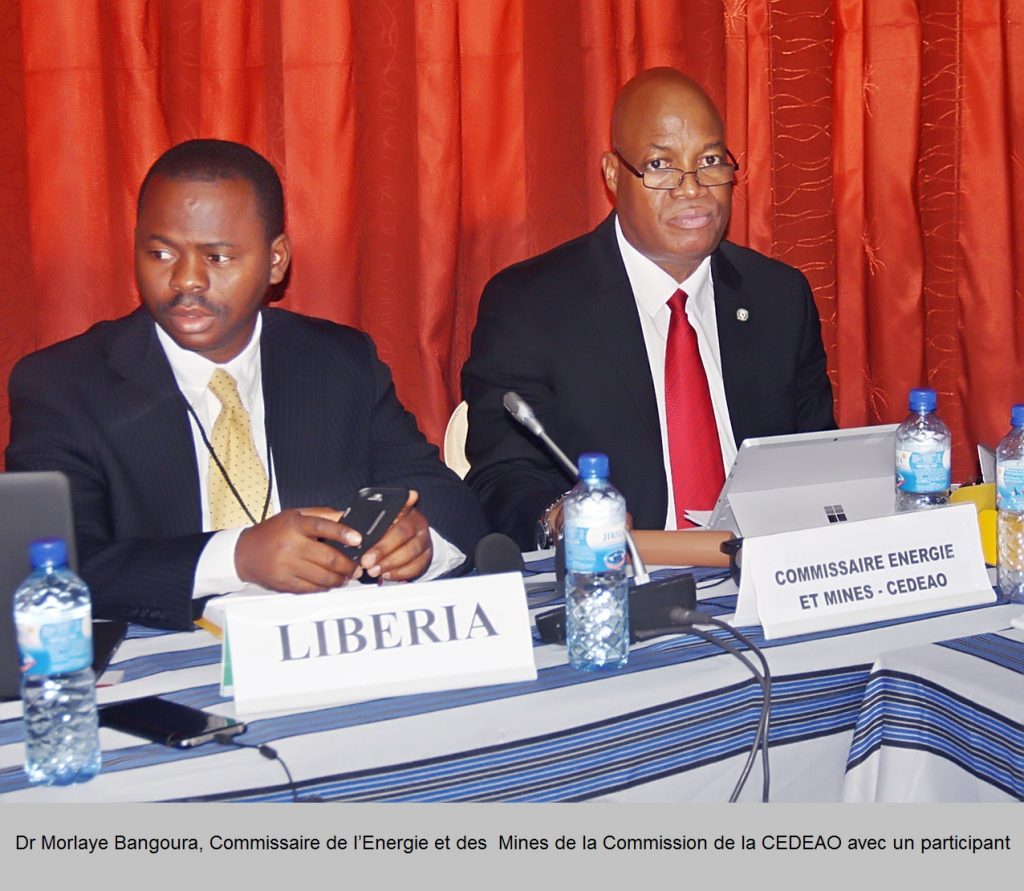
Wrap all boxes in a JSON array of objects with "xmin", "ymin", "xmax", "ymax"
[{"xmin": 183, "ymin": 397, "xmax": 274, "ymax": 527}]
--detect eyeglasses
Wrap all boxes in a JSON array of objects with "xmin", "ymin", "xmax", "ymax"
[{"xmin": 613, "ymin": 148, "xmax": 739, "ymax": 189}]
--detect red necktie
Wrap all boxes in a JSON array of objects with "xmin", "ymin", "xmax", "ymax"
[{"xmin": 664, "ymin": 289, "xmax": 725, "ymax": 527}]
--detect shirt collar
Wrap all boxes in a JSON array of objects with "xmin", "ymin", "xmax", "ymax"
[{"xmin": 155, "ymin": 311, "xmax": 263, "ymax": 405}]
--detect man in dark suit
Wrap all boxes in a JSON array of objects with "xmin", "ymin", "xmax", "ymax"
[
  {"xmin": 462, "ymin": 68, "xmax": 835, "ymax": 549},
  {"xmin": 7, "ymin": 139, "xmax": 488, "ymax": 630}
]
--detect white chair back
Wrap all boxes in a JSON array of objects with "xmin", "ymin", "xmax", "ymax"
[{"xmin": 442, "ymin": 400, "xmax": 471, "ymax": 479}]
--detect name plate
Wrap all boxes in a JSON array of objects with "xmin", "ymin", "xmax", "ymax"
[
  {"xmin": 734, "ymin": 503, "xmax": 995, "ymax": 639},
  {"xmin": 221, "ymin": 572, "xmax": 537, "ymax": 715}
]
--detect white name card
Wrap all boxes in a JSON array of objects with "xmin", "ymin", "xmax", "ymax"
[
  {"xmin": 734, "ymin": 502, "xmax": 995, "ymax": 639},
  {"xmin": 221, "ymin": 572, "xmax": 537, "ymax": 716}
]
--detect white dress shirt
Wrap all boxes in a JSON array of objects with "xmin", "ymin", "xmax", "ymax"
[
  {"xmin": 155, "ymin": 315, "xmax": 463, "ymax": 597},
  {"xmin": 615, "ymin": 217, "xmax": 738, "ymax": 529}
]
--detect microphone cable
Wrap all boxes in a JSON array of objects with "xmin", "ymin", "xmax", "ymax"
[
  {"xmin": 636, "ymin": 612, "xmax": 771, "ymax": 803},
  {"xmin": 215, "ymin": 733, "xmax": 323, "ymax": 803},
  {"xmin": 695, "ymin": 618, "xmax": 770, "ymax": 803},
  {"xmin": 696, "ymin": 568, "xmax": 734, "ymax": 591}
]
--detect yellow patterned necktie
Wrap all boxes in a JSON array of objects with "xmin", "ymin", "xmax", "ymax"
[{"xmin": 207, "ymin": 368, "xmax": 270, "ymax": 529}]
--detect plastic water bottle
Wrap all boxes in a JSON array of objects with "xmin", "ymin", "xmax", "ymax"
[
  {"xmin": 563, "ymin": 453, "xmax": 629, "ymax": 670},
  {"xmin": 996, "ymin": 404, "xmax": 1024, "ymax": 603},
  {"xmin": 894, "ymin": 388, "xmax": 951, "ymax": 512},
  {"xmin": 13, "ymin": 538, "xmax": 101, "ymax": 785}
]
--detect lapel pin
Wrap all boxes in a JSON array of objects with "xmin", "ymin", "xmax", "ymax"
[{"xmin": 736, "ymin": 308, "xmax": 750, "ymax": 322}]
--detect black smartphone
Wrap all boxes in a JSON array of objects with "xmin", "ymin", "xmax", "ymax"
[
  {"xmin": 99, "ymin": 696, "xmax": 246, "ymax": 748},
  {"xmin": 330, "ymin": 486, "xmax": 409, "ymax": 560}
]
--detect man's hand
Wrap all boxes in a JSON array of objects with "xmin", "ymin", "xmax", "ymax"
[
  {"xmin": 359, "ymin": 489, "xmax": 433, "ymax": 581},
  {"xmin": 234, "ymin": 507, "xmax": 363, "ymax": 592}
]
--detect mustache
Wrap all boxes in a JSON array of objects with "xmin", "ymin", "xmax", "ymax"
[{"xmin": 166, "ymin": 292, "xmax": 216, "ymax": 312}]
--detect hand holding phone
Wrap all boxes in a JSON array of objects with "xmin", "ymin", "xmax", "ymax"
[
  {"xmin": 100, "ymin": 696, "xmax": 246, "ymax": 748},
  {"xmin": 329, "ymin": 486, "xmax": 409, "ymax": 561}
]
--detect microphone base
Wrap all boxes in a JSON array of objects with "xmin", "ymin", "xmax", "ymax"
[{"xmin": 535, "ymin": 573, "xmax": 697, "ymax": 645}]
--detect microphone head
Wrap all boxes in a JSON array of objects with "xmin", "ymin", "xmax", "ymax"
[
  {"xmin": 474, "ymin": 533, "xmax": 526, "ymax": 575},
  {"xmin": 503, "ymin": 391, "xmax": 543, "ymax": 436}
]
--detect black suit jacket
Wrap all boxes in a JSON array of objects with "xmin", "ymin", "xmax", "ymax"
[
  {"xmin": 7, "ymin": 307, "xmax": 489, "ymax": 630},
  {"xmin": 461, "ymin": 214, "xmax": 836, "ymax": 548}
]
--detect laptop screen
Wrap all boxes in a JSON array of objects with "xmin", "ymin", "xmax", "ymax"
[{"xmin": 0, "ymin": 471, "xmax": 79, "ymax": 700}]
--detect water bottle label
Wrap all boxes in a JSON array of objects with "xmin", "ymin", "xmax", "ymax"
[
  {"xmin": 565, "ymin": 523, "xmax": 627, "ymax": 573},
  {"xmin": 997, "ymin": 460, "xmax": 1024, "ymax": 511},
  {"xmin": 16, "ymin": 605, "xmax": 92, "ymax": 676},
  {"xmin": 896, "ymin": 446, "xmax": 951, "ymax": 493}
]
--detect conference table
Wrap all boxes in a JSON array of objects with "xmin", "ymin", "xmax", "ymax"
[{"xmin": 0, "ymin": 556, "xmax": 1021, "ymax": 803}]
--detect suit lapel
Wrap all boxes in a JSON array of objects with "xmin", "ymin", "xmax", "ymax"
[
  {"xmin": 259, "ymin": 309, "xmax": 321, "ymax": 508},
  {"xmin": 712, "ymin": 245, "xmax": 761, "ymax": 443},
  {"xmin": 105, "ymin": 309, "xmax": 203, "ymax": 531},
  {"xmin": 585, "ymin": 215, "xmax": 663, "ymax": 450}
]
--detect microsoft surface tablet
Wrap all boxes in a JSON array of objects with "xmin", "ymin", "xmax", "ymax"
[{"xmin": 706, "ymin": 425, "xmax": 899, "ymax": 537}]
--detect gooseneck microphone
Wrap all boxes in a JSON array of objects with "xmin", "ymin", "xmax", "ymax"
[
  {"xmin": 502, "ymin": 391, "xmax": 650, "ymax": 585},
  {"xmin": 503, "ymin": 392, "xmax": 772, "ymax": 803},
  {"xmin": 502, "ymin": 392, "xmax": 579, "ymax": 479}
]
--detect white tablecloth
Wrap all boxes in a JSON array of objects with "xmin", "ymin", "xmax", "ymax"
[
  {"xmin": 843, "ymin": 627, "xmax": 1024, "ymax": 802},
  {"xmin": 2, "ymin": 560, "xmax": 1021, "ymax": 803}
]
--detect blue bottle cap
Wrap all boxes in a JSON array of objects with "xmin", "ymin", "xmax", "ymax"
[
  {"xmin": 908, "ymin": 388, "xmax": 937, "ymax": 412},
  {"xmin": 29, "ymin": 537, "xmax": 67, "ymax": 569},
  {"xmin": 1012, "ymin": 404, "xmax": 1024, "ymax": 428},
  {"xmin": 578, "ymin": 452, "xmax": 609, "ymax": 480}
]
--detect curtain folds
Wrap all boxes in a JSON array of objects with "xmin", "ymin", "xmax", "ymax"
[{"xmin": 0, "ymin": 1, "xmax": 1021, "ymax": 481}]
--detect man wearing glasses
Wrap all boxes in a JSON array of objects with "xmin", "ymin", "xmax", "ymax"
[{"xmin": 462, "ymin": 67, "xmax": 835, "ymax": 549}]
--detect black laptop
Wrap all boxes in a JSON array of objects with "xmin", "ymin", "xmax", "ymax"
[{"xmin": 0, "ymin": 471, "xmax": 125, "ymax": 700}]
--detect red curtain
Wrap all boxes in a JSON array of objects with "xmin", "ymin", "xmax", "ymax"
[{"xmin": 1, "ymin": 1, "xmax": 1022, "ymax": 481}]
